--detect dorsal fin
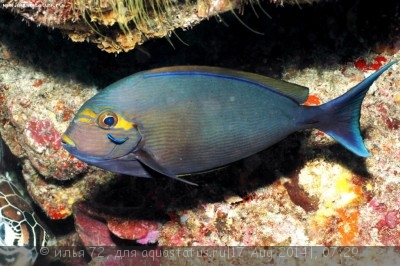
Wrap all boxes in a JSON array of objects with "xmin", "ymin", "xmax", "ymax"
[{"xmin": 146, "ymin": 66, "xmax": 310, "ymax": 104}]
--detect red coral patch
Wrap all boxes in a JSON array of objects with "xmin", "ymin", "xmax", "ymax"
[
  {"xmin": 26, "ymin": 120, "xmax": 61, "ymax": 150},
  {"xmin": 107, "ymin": 218, "xmax": 159, "ymax": 241}
]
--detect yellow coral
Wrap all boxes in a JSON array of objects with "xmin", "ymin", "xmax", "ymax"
[{"xmin": 299, "ymin": 159, "xmax": 366, "ymax": 244}]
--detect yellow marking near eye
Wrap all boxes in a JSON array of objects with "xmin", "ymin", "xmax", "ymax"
[
  {"xmin": 78, "ymin": 108, "xmax": 136, "ymax": 131},
  {"xmin": 76, "ymin": 117, "xmax": 94, "ymax": 124},
  {"xmin": 114, "ymin": 113, "xmax": 137, "ymax": 131},
  {"xmin": 78, "ymin": 108, "xmax": 97, "ymax": 118},
  {"xmin": 61, "ymin": 134, "xmax": 75, "ymax": 146}
]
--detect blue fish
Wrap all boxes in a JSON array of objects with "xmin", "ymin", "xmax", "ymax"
[{"xmin": 61, "ymin": 61, "xmax": 397, "ymax": 184}]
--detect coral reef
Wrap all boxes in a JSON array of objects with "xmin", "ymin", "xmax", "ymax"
[
  {"xmin": 1, "ymin": 0, "xmax": 323, "ymax": 53},
  {"xmin": 0, "ymin": 0, "xmax": 400, "ymax": 264},
  {"xmin": 0, "ymin": 57, "xmax": 116, "ymax": 218},
  {"xmin": 74, "ymin": 202, "xmax": 160, "ymax": 245}
]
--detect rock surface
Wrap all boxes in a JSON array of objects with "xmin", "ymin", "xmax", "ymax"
[
  {"xmin": 0, "ymin": 1, "xmax": 400, "ymax": 264},
  {"xmin": 1, "ymin": 0, "xmax": 325, "ymax": 53}
]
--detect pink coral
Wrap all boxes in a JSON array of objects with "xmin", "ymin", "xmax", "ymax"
[
  {"xmin": 107, "ymin": 218, "xmax": 160, "ymax": 243},
  {"xmin": 136, "ymin": 230, "xmax": 159, "ymax": 245},
  {"xmin": 73, "ymin": 203, "xmax": 161, "ymax": 265},
  {"xmin": 26, "ymin": 120, "xmax": 61, "ymax": 150},
  {"xmin": 385, "ymin": 211, "xmax": 400, "ymax": 229}
]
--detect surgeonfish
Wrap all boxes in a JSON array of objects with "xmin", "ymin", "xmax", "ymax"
[
  {"xmin": 0, "ymin": 173, "xmax": 50, "ymax": 266},
  {"xmin": 61, "ymin": 61, "xmax": 397, "ymax": 184}
]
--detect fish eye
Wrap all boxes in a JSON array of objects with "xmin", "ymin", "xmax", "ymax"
[{"xmin": 97, "ymin": 111, "xmax": 118, "ymax": 129}]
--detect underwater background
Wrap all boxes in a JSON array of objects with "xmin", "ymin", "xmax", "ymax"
[{"xmin": 1, "ymin": 0, "xmax": 400, "ymax": 265}]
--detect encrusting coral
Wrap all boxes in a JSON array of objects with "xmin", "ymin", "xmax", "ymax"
[{"xmin": 1, "ymin": 0, "xmax": 322, "ymax": 53}]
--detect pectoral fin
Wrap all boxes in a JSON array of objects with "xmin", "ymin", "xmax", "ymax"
[{"xmin": 134, "ymin": 149, "xmax": 198, "ymax": 186}]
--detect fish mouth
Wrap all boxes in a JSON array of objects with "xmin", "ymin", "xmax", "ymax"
[
  {"xmin": 61, "ymin": 134, "xmax": 151, "ymax": 177},
  {"xmin": 61, "ymin": 134, "xmax": 99, "ymax": 163},
  {"xmin": 61, "ymin": 134, "xmax": 123, "ymax": 164},
  {"xmin": 61, "ymin": 134, "xmax": 75, "ymax": 147},
  {"xmin": 61, "ymin": 141, "xmax": 150, "ymax": 178},
  {"xmin": 62, "ymin": 143, "xmax": 106, "ymax": 165}
]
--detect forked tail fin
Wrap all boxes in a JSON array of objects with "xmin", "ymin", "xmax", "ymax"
[{"xmin": 316, "ymin": 60, "xmax": 397, "ymax": 157}]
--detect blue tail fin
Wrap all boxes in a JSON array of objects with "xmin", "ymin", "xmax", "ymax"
[{"xmin": 317, "ymin": 60, "xmax": 397, "ymax": 157}]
